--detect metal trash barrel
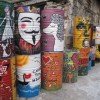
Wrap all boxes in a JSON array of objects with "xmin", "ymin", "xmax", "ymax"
[
  {"xmin": 41, "ymin": 9, "xmax": 64, "ymax": 52},
  {"xmin": 15, "ymin": 5, "xmax": 41, "ymax": 55},
  {"xmin": 16, "ymin": 54, "xmax": 41, "ymax": 98},
  {"xmin": 41, "ymin": 52, "xmax": 63, "ymax": 91},
  {"xmin": 63, "ymin": 49, "xmax": 79, "ymax": 83},
  {"xmin": 0, "ymin": 57, "xmax": 16, "ymax": 100},
  {"xmin": 78, "ymin": 48, "xmax": 90, "ymax": 76},
  {"xmin": 73, "ymin": 17, "xmax": 91, "ymax": 49},
  {"xmin": 95, "ymin": 27, "xmax": 100, "ymax": 45},
  {"xmin": 0, "ymin": 1, "xmax": 14, "ymax": 59}
]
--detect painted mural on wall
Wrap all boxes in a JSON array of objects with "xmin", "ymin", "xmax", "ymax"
[
  {"xmin": 15, "ymin": 6, "xmax": 41, "ymax": 55},
  {"xmin": 16, "ymin": 54, "xmax": 41, "ymax": 97},
  {"xmin": 0, "ymin": 2, "xmax": 14, "ymax": 58},
  {"xmin": 41, "ymin": 9, "xmax": 64, "ymax": 51},
  {"xmin": 73, "ymin": 17, "xmax": 91, "ymax": 49},
  {"xmin": 0, "ymin": 57, "xmax": 16, "ymax": 100},
  {"xmin": 41, "ymin": 52, "xmax": 63, "ymax": 90}
]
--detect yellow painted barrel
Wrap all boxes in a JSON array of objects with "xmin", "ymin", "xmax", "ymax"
[
  {"xmin": 96, "ymin": 44, "xmax": 100, "ymax": 59},
  {"xmin": 73, "ymin": 17, "xmax": 91, "ymax": 49}
]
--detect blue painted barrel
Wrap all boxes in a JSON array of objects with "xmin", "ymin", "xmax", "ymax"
[{"xmin": 16, "ymin": 54, "xmax": 41, "ymax": 98}]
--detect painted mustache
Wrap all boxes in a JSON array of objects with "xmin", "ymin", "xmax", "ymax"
[{"xmin": 24, "ymin": 30, "xmax": 39, "ymax": 34}]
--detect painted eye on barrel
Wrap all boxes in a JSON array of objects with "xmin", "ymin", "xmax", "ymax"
[{"xmin": 76, "ymin": 22, "xmax": 86, "ymax": 30}]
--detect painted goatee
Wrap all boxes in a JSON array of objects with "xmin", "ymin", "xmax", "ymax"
[{"xmin": 32, "ymin": 35, "xmax": 36, "ymax": 44}]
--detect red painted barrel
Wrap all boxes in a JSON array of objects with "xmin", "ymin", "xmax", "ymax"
[
  {"xmin": 15, "ymin": 5, "xmax": 41, "ymax": 55},
  {"xmin": 78, "ymin": 48, "xmax": 90, "ymax": 76},
  {"xmin": 41, "ymin": 52, "xmax": 63, "ymax": 91},
  {"xmin": 41, "ymin": 9, "xmax": 64, "ymax": 52},
  {"xmin": 0, "ymin": 57, "xmax": 16, "ymax": 100}
]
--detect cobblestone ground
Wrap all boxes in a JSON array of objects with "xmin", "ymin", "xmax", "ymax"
[{"xmin": 18, "ymin": 63, "xmax": 100, "ymax": 100}]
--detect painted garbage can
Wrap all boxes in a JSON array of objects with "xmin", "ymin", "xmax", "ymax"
[
  {"xmin": 96, "ymin": 44, "xmax": 100, "ymax": 59},
  {"xmin": 41, "ymin": 9, "xmax": 64, "ymax": 52},
  {"xmin": 78, "ymin": 48, "xmax": 90, "ymax": 76},
  {"xmin": 0, "ymin": 57, "xmax": 16, "ymax": 100},
  {"xmin": 41, "ymin": 52, "xmax": 63, "ymax": 91},
  {"xmin": 0, "ymin": 1, "xmax": 14, "ymax": 59},
  {"xmin": 16, "ymin": 54, "xmax": 41, "ymax": 98},
  {"xmin": 73, "ymin": 17, "xmax": 91, "ymax": 49},
  {"xmin": 95, "ymin": 27, "xmax": 100, "ymax": 45},
  {"xmin": 14, "ymin": 6, "xmax": 41, "ymax": 55},
  {"xmin": 63, "ymin": 50, "xmax": 79, "ymax": 83}
]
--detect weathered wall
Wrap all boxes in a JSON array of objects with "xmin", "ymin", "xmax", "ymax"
[{"xmin": 72, "ymin": 0, "xmax": 100, "ymax": 25}]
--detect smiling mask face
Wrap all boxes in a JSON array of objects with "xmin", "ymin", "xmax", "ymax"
[{"xmin": 18, "ymin": 13, "xmax": 40, "ymax": 45}]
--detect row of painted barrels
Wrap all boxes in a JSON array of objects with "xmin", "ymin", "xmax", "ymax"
[
  {"xmin": 73, "ymin": 17, "xmax": 96, "ymax": 75},
  {"xmin": 0, "ymin": 1, "xmax": 97, "ymax": 99},
  {"xmin": 15, "ymin": 5, "xmax": 41, "ymax": 99},
  {"xmin": 0, "ymin": 50, "xmax": 95, "ymax": 100},
  {"xmin": 14, "ymin": 5, "xmax": 64, "ymax": 98},
  {"xmin": 0, "ymin": 2, "xmax": 16, "ymax": 100},
  {"xmin": 41, "ymin": 8, "xmax": 64, "ymax": 91},
  {"xmin": 63, "ymin": 47, "xmax": 95, "ymax": 83},
  {"xmin": 16, "ymin": 52, "xmax": 63, "ymax": 97},
  {"xmin": 14, "ymin": 7, "xmax": 65, "ymax": 54}
]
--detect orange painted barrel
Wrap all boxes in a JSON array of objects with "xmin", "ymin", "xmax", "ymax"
[{"xmin": 41, "ymin": 52, "xmax": 63, "ymax": 91}]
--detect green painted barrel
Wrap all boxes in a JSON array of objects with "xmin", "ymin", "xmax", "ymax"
[{"xmin": 63, "ymin": 49, "xmax": 79, "ymax": 83}]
